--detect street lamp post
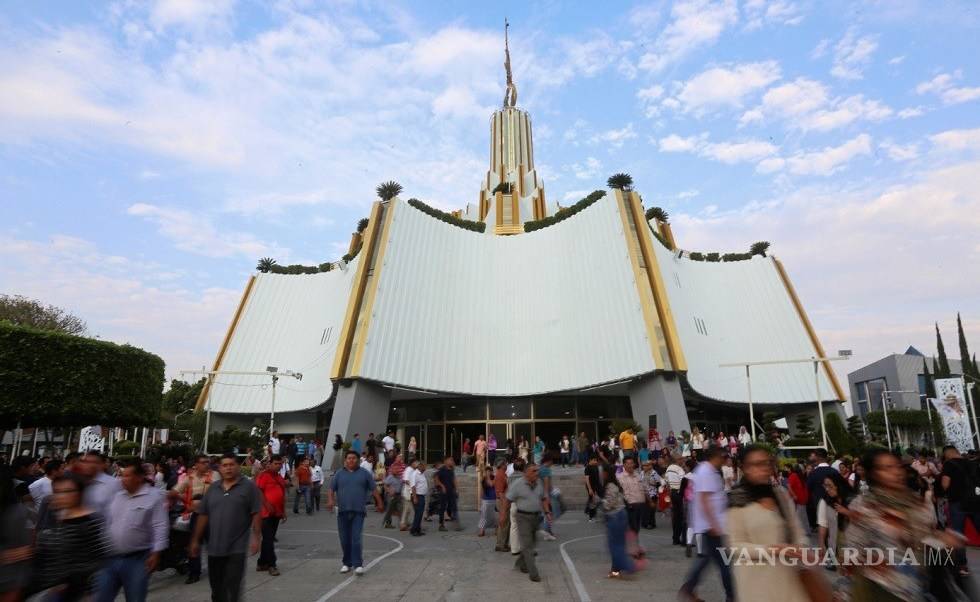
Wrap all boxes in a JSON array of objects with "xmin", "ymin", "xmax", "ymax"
[
  {"xmin": 880, "ymin": 389, "xmax": 919, "ymax": 451},
  {"xmin": 720, "ymin": 351, "xmax": 851, "ymax": 450}
]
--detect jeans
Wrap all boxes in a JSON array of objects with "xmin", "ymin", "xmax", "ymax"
[
  {"xmin": 949, "ymin": 501, "xmax": 980, "ymax": 568},
  {"xmin": 383, "ymin": 493, "xmax": 402, "ymax": 526},
  {"xmin": 336, "ymin": 511, "xmax": 365, "ymax": 568},
  {"xmin": 626, "ymin": 502, "xmax": 644, "ymax": 533},
  {"xmin": 514, "ymin": 511, "xmax": 540, "ymax": 579},
  {"xmin": 207, "ymin": 554, "xmax": 246, "ymax": 602},
  {"xmin": 188, "ymin": 512, "xmax": 203, "ymax": 577},
  {"xmin": 560, "ymin": 452, "xmax": 570, "ymax": 467},
  {"xmin": 95, "ymin": 552, "xmax": 150, "ymax": 602},
  {"xmin": 411, "ymin": 495, "xmax": 426, "ymax": 534},
  {"xmin": 681, "ymin": 533, "xmax": 735, "ymax": 600},
  {"xmin": 294, "ymin": 484, "xmax": 312, "ymax": 514},
  {"xmin": 606, "ymin": 509, "xmax": 634, "ymax": 573},
  {"xmin": 670, "ymin": 490, "xmax": 685, "ymax": 543},
  {"xmin": 439, "ymin": 491, "xmax": 458, "ymax": 524},
  {"xmin": 311, "ymin": 483, "xmax": 322, "ymax": 511},
  {"xmin": 258, "ymin": 516, "xmax": 281, "ymax": 568}
]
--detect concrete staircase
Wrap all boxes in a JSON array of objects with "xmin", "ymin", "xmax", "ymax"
[{"xmin": 452, "ymin": 467, "xmax": 589, "ymax": 511}]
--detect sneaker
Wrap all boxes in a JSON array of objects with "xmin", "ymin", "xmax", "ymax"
[
  {"xmin": 340, "ymin": 565, "xmax": 350, "ymax": 574},
  {"xmin": 354, "ymin": 567, "xmax": 365, "ymax": 576},
  {"xmin": 543, "ymin": 532, "xmax": 557, "ymax": 541},
  {"xmin": 588, "ymin": 518, "xmax": 595, "ymax": 523},
  {"xmin": 268, "ymin": 567, "xmax": 280, "ymax": 576}
]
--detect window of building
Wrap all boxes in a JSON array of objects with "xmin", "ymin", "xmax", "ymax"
[
  {"xmin": 864, "ymin": 378, "xmax": 887, "ymax": 413},
  {"xmin": 444, "ymin": 400, "xmax": 486, "ymax": 421},
  {"xmin": 490, "ymin": 398, "xmax": 531, "ymax": 420},
  {"xmin": 405, "ymin": 400, "xmax": 444, "ymax": 422},
  {"xmin": 578, "ymin": 397, "xmax": 632, "ymax": 419},
  {"xmin": 534, "ymin": 397, "xmax": 575, "ymax": 419}
]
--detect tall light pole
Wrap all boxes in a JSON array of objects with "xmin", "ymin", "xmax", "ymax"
[
  {"xmin": 963, "ymin": 375, "xmax": 980, "ymax": 448},
  {"xmin": 720, "ymin": 351, "xmax": 851, "ymax": 449},
  {"xmin": 880, "ymin": 389, "xmax": 918, "ymax": 451}
]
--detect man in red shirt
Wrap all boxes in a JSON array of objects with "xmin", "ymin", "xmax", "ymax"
[
  {"xmin": 293, "ymin": 457, "xmax": 313, "ymax": 514},
  {"xmin": 255, "ymin": 455, "xmax": 287, "ymax": 576}
]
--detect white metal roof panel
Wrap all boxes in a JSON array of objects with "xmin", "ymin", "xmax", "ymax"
[
  {"xmin": 204, "ymin": 265, "xmax": 358, "ymax": 413},
  {"xmin": 357, "ymin": 196, "xmax": 659, "ymax": 395},
  {"xmin": 652, "ymin": 239, "xmax": 837, "ymax": 404}
]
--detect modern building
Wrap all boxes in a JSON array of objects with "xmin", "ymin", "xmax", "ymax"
[
  {"xmin": 848, "ymin": 346, "xmax": 964, "ymax": 417},
  {"xmin": 195, "ymin": 34, "xmax": 846, "ymax": 465}
]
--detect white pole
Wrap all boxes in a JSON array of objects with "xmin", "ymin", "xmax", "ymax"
[
  {"xmin": 882, "ymin": 391, "xmax": 893, "ymax": 451},
  {"xmin": 31, "ymin": 428, "xmax": 39, "ymax": 456},
  {"xmin": 923, "ymin": 395, "xmax": 935, "ymax": 450},
  {"xmin": 12, "ymin": 421, "xmax": 21, "ymax": 457},
  {"xmin": 815, "ymin": 361, "xmax": 828, "ymax": 451},
  {"xmin": 203, "ymin": 380, "xmax": 213, "ymax": 454},
  {"xmin": 270, "ymin": 375, "xmax": 278, "ymax": 435},
  {"xmin": 139, "ymin": 427, "xmax": 148, "ymax": 458},
  {"xmin": 747, "ymin": 365, "xmax": 756, "ymax": 441},
  {"xmin": 966, "ymin": 381, "xmax": 980, "ymax": 449}
]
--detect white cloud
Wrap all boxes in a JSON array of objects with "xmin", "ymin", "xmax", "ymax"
[
  {"xmin": 148, "ymin": 0, "xmax": 235, "ymax": 32},
  {"xmin": 916, "ymin": 71, "xmax": 980, "ymax": 105},
  {"xmin": 700, "ymin": 140, "xmax": 778, "ymax": 164},
  {"xmin": 664, "ymin": 61, "xmax": 781, "ymax": 114},
  {"xmin": 127, "ymin": 203, "xmax": 285, "ymax": 258},
  {"xmin": 740, "ymin": 77, "xmax": 828, "ymax": 125},
  {"xmin": 743, "ymin": 0, "xmax": 805, "ymax": 30},
  {"xmin": 739, "ymin": 77, "xmax": 891, "ymax": 131},
  {"xmin": 888, "ymin": 55, "xmax": 906, "ymax": 65},
  {"xmin": 830, "ymin": 29, "xmax": 878, "ymax": 80},
  {"xmin": 570, "ymin": 156, "xmax": 602, "ymax": 180},
  {"xmin": 930, "ymin": 127, "xmax": 980, "ymax": 152},
  {"xmin": 810, "ymin": 38, "xmax": 831, "ymax": 59},
  {"xmin": 590, "ymin": 123, "xmax": 638, "ymax": 147},
  {"xmin": 879, "ymin": 140, "xmax": 919, "ymax": 161},
  {"xmin": 638, "ymin": 0, "xmax": 739, "ymax": 72},
  {"xmin": 785, "ymin": 134, "xmax": 872, "ymax": 175},
  {"xmin": 799, "ymin": 95, "xmax": 892, "ymax": 131},
  {"xmin": 897, "ymin": 106, "xmax": 924, "ymax": 119},
  {"xmin": 677, "ymin": 189, "xmax": 700, "ymax": 200},
  {"xmin": 636, "ymin": 84, "xmax": 665, "ymax": 118},
  {"xmin": 658, "ymin": 133, "xmax": 706, "ymax": 152},
  {"xmin": 756, "ymin": 157, "xmax": 785, "ymax": 173}
]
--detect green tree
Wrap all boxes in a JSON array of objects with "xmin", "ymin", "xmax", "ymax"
[
  {"xmin": 606, "ymin": 173, "xmax": 634, "ymax": 191},
  {"xmin": 922, "ymin": 357, "xmax": 937, "ymax": 399},
  {"xmin": 0, "ymin": 295, "xmax": 87, "ymax": 335},
  {"xmin": 162, "ymin": 378, "xmax": 206, "ymax": 415},
  {"xmin": 356, "ymin": 218, "xmax": 370, "ymax": 233},
  {"xmin": 256, "ymin": 257, "xmax": 277, "ymax": 273},
  {"xmin": 825, "ymin": 412, "xmax": 858, "ymax": 455},
  {"xmin": 957, "ymin": 313, "xmax": 976, "ymax": 378},
  {"xmin": 750, "ymin": 241, "xmax": 771, "ymax": 257},
  {"xmin": 846, "ymin": 415, "xmax": 865, "ymax": 441},
  {"xmin": 645, "ymin": 206, "xmax": 669, "ymax": 222},
  {"xmin": 936, "ymin": 323, "xmax": 951, "ymax": 377},
  {"xmin": 795, "ymin": 413, "xmax": 816, "ymax": 442},
  {"xmin": 376, "ymin": 181, "xmax": 403, "ymax": 201},
  {"xmin": 761, "ymin": 411, "xmax": 779, "ymax": 443}
]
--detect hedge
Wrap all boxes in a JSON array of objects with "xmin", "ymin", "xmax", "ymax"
[
  {"xmin": 407, "ymin": 198, "xmax": 486, "ymax": 233},
  {"xmin": 524, "ymin": 190, "xmax": 605, "ymax": 232},
  {"xmin": 0, "ymin": 322, "xmax": 165, "ymax": 427}
]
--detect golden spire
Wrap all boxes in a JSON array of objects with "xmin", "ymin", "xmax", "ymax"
[{"xmin": 503, "ymin": 18, "xmax": 518, "ymax": 108}]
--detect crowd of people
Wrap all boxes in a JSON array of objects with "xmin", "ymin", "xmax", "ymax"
[{"xmin": 2, "ymin": 423, "xmax": 979, "ymax": 601}]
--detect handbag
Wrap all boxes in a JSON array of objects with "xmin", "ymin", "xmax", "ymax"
[{"xmin": 172, "ymin": 513, "xmax": 191, "ymax": 532}]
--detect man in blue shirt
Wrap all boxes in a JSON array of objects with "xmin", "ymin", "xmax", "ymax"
[
  {"xmin": 327, "ymin": 450, "xmax": 374, "ymax": 575},
  {"xmin": 351, "ymin": 434, "xmax": 362, "ymax": 456}
]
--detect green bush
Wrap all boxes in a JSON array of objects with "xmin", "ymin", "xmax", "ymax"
[
  {"xmin": 782, "ymin": 436, "xmax": 819, "ymax": 447},
  {"xmin": 0, "ymin": 322, "xmax": 164, "ymax": 426},
  {"xmin": 824, "ymin": 412, "xmax": 859, "ymax": 455},
  {"xmin": 114, "ymin": 440, "xmax": 138, "ymax": 455},
  {"xmin": 706, "ymin": 252, "xmax": 721, "ymax": 262},
  {"xmin": 688, "ymin": 252, "xmax": 705, "ymax": 261},
  {"xmin": 722, "ymin": 252, "xmax": 753, "ymax": 262},
  {"xmin": 407, "ymin": 198, "xmax": 486, "ymax": 233},
  {"xmin": 524, "ymin": 190, "xmax": 605, "ymax": 232}
]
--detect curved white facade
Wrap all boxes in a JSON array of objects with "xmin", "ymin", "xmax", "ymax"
[
  {"xmin": 205, "ymin": 265, "xmax": 358, "ymax": 414},
  {"xmin": 651, "ymin": 238, "xmax": 837, "ymax": 404},
  {"xmin": 355, "ymin": 196, "xmax": 660, "ymax": 395}
]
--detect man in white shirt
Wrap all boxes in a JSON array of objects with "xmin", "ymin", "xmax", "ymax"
[
  {"xmin": 29, "ymin": 459, "xmax": 63, "ymax": 509},
  {"xmin": 269, "ymin": 431, "xmax": 281, "ymax": 456},
  {"xmin": 664, "ymin": 456, "xmax": 686, "ymax": 545},
  {"xmin": 409, "ymin": 459, "xmax": 428, "ymax": 536},
  {"xmin": 360, "ymin": 455, "xmax": 373, "ymax": 474},
  {"xmin": 382, "ymin": 431, "xmax": 395, "ymax": 454},
  {"xmin": 80, "ymin": 451, "xmax": 122, "ymax": 517},
  {"xmin": 399, "ymin": 461, "xmax": 417, "ymax": 531},
  {"xmin": 679, "ymin": 446, "xmax": 733, "ymax": 602}
]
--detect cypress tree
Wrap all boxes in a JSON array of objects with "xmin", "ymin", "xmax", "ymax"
[
  {"xmin": 936, "ymin": 323, "xmax": 951, "ymax": 377},
  {"xmin": 922, "ymin": 358, "xmax": 937, "ymax": 399},
  {"xmin": 957, "ymin": 313, "xmax": 974, "ymax": 378},
  {"xmin": 932, "ymin": 356, "xmax": 940, "ymax": 378}
]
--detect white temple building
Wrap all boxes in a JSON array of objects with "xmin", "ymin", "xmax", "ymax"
[{"xmin": 196, "ymin": 30, "xmax": 845, "ymax": 464}]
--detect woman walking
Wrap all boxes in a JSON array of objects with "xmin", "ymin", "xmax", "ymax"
[
  {"xmin": 725, "ymin": 444, "xmax": 824, "ymax": 602},
  {"xmin": 786, "ymin": 463, "xmax": 810, "ymax": 536},
  {"xmin": 532, "ymin": 436, "xmax": 545, "ymax": 465},
  {"xmin": 330, "ymin": 434, "xmax": 344, "ymax": 471},
  {"xmin": 602, "ymin": 465, "xmax": 636, "ymax": 578},
  {"xmin": 477, "ymin": 467, "xmax": 496, "ymax": 537}
]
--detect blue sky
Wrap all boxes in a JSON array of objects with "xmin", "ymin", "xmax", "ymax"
[{"xmin": 1, "ymin": 1, "xmax": 979, "ymax": 392}]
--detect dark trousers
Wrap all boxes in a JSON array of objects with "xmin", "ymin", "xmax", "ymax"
[
  {"xmin": 311, "ymin": 483, "xmax": 322, "ymax": 511},
  {"xmin": 411, "ymin": 495, "xmax": 426, "ymax": 534},
  {"xmin": 585, "ymin": 492, "xmax": 599, "ymax": 519},
  {"xmin": 514, "ymin": 511, "xmax": 540, "ymax": 580},
  {"xmin": 258, "ymin": 516, "xmax": 281, "ymax": 568},
  {"xmin": 681, "ymin": 533, "xmax": 734, "ymax": 600},
  {"xmin": 293, "ymin": 485, "xmax": 312, "ymax": 514},
  {"xmin": 439, "ymin": 491, "xmax": 458, "ymax": 524},
  {"xmin": 626, "ymin": 502, "xmax": 645, "ymax": 533},
  {"xmin": 188, "ymin": 512, "xmax": 203, "ymax": 577},
  {"xmin": 643, "ymin": 500, "xmax": 657, "ymax": 528},
  {"xmin": 949, "ymin": 501, "xmax": 980, "ymax": 568},
  {"xmin": 560, "ymin": 452, "xmax": 570, "ymax": 467},
  {"xmin": 670, "ymin": 490, "xmax": 685, "ymax": 544},
  {"xmin": 207, "ymin": 554, "xmax": 246, "ymax": 602},
  {"xmin": 337, "ymin": 511, "xmax": 365, "ymax": 568},
  {"xmin": 383, "ymin": 493, "xmax": 402, "ymax": 526}
]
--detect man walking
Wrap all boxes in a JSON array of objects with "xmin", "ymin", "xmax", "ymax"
[
  {"xmin": 619, "ymin": 427, "xmax": 636, "ymax": 461},
  {"xmin": 80, "ymin": 451, "xmax": 122, "ymax": 517},
  {"xmin": 435, "ymin": 455, "xmax": 461, "ymax": 531},
  {"xmin": 382, "ymin": 431, "xmax": 396, "ymax": 455},
  {"xmin": 29, "ymin": 459, "xmax": 63, "ymax": 509},
  {"xmin": 409, "ymin": 458, "xmax": 428, "ymax": 536},
  {"xmin": 506, "ymin": 462, "xmax": 552, "ymax": 582},
  {"xmin": 474, "ymin": 434, "xmax": 487, "ymax": 473},
  {"xmin": 293, "ymin": 456, "xmax": 313, "ymax": 515},
  {"xmin": 494, "ymin": 459, "xmax": 510, "ymax": 551},
  {"xmin": 400, "ymin": 458, "xmax": 417, "ymax": 531},
  {"xmin": 255, "ymin": 455, "xmax": 287, "ymax": 576},
  {"xmin": 190, "ymin": 453, "xmax": 262, "ymax": 602},
  {"xmin": 665, "ymin": 454, "xmax": 686, "ymax": 545},
  {"xmin": 96, "ymin": 459, "xmax": 169, "ymax": 602},
  {"xmin": 171, "ymin": 454, "xmax": 219, "ymax": 584},
  {"xmin": 678, "ymin": 446, "xmax": 734, "ymax": 602},
  {"xmin": 382, "ymin": 461, "xmax": 403, "ymax": 528},
  {"xmin": 620, "ymin": 457, "xmax": 648, "ymax": 537},
  {"xmin": 941, "ymin": 445, "xmax": 980, "ymax": 575},
  {"xmin": 328, "ymin": 450, "xmax": 375, "ymax": 574},
  {"xmin": 268, "ymin": 430, "xmax": 281, "ymax": 457}
]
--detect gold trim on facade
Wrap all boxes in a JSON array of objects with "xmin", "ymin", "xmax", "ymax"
[
  {"xmin": 773, "ymin": 258, "xmax": 847, "ymax": 401},
  {"xmin": 195, "ymin": 275, "xmax": 256, "ymax": 411},
  {"xmin": 614, "ymin": 189, "xmax": 666, "ymax": 369},
  {"xmin": 349, "ymin": 199, "xmax": 398, "ymax": 376},
  {"xmin": 659, "ymin": 222, "xmax": 677, "ymax": 250},
  {"xmin": 331, "ymin": 201, "xmax": 384, "ymax": 380},
  {"xmin": 347, "ymin": 231, "xmax": 363, "ymax": 256},
  {"xmin": 628, "ymin": 192, "xmax": 687, "ymax": 372}
]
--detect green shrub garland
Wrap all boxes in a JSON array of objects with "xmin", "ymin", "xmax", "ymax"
[
  {"xmin": 0, "ymin": 322, "xmax": 165, "ymax": 427},
  {"xmin": 523, "ymin": 190, "xmax": 606, "ymax": 232},
  {"xmin": 407, "ymin": 198, "xmax": 487, "ymax": 233}
]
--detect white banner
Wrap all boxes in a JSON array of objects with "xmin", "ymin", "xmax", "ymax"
[
  {"xmin": 931, "ymin": 378, "xmax": 975, "ymax": 453},
  {"xmin": 78, "ymin": 425, "xmax": 105, "ymax": 453}
]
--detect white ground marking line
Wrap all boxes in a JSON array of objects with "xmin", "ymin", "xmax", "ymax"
[
  {"xmin": 281, "ymin": 529, "xmax": 404, "ymax": 602},
  {"xmin": 559, "ymin": 533, "xmax": 602, "ymax": 602}
]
